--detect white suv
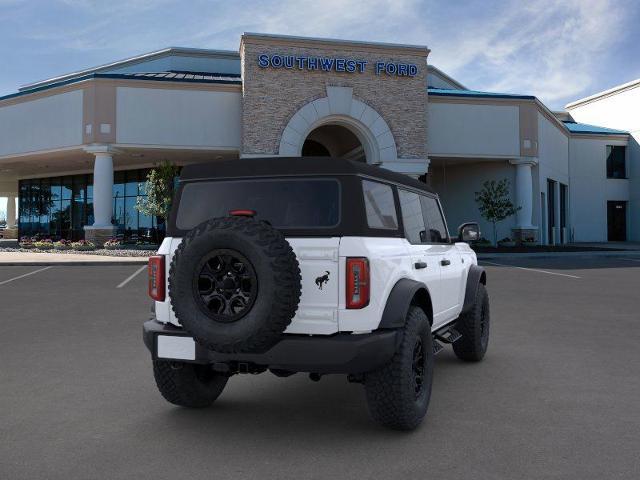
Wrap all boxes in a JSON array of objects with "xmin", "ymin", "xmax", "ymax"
[{"xmin": 143, "ymin": 157, "xmax": 489, "ymax": 430}]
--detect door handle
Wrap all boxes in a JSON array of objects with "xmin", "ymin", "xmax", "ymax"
[
  {"xmin": 440, "ymin": 259, "xmax": 451, "ymax": 266},
  {"xmin": 414, "ymin": 261, "xmax": 427, "ymax": 269}
]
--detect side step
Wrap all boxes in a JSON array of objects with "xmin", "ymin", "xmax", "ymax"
[{"xmin": 433, "ymin": 326, "xmax": 462, "ymax": 353}]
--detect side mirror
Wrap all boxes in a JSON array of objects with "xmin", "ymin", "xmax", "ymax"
[{"xmin": 458, "ymin": 222, "xmax": 480, "ymax": 243}]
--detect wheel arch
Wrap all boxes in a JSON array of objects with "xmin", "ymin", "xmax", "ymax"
[
  {"xmin": 461, "ymin": 265, "xmax": 487, "ymax": 315},
  {"xmin": 378, "ymin": 278, "xmax": 433, "ymax": 329}
]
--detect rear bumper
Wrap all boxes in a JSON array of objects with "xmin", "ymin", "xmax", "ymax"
[{"xmin": 143, "ymin": 319, "xmax": 399, "ymax": 374}]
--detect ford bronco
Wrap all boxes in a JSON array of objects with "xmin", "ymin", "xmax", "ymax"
[{"xmin": 143, "ymin": 157, "xmax": 489, "ymax": 430}]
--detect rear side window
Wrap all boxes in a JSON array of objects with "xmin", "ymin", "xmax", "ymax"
[
  {"xmin": 362, "ymin": 180, "xmax": 398, "ymax": 230},
  {"xmin": 420, "ymin": 196, "xmax": 449, "ymax": 243},
  {"xmin": 398, "ymin": 190, "xmax": 426, "ymax": 244},
  {"xmin": 176, "ymin": 178, "xmax": 340, "ymax": 230}
]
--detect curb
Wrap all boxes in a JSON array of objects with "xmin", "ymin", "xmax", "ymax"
[
  {"xmin": 0, "ymin": 260, "xmax": 149, "ymax": 266},
  {"xmin": 477, "ymin": 250, "xmax": 640, "ymax": 260}
]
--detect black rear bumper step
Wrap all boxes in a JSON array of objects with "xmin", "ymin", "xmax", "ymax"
[{"xmin": 143, "ymin": 319, "xmax": 399, "ymax": 375}]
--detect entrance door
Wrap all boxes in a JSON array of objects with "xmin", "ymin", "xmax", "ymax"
[
  {"xmin": 541, "ymin": 192, "xmax": 547, "ymax": 244},
  {"xmin": 607, "ymin": 201, "xmax": 627, "ymax": 241},
  {"xmin": 547, "ymin": 179, "xmax": 556, "ymax": 244},
  {"xmin": 560, "ymin": 183, "xmax": 568, "ymax": 244}
]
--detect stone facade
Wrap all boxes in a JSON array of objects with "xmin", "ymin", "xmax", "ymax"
[{"xmin": 240, "ymin": 35, "xmax": 429, "ymax": 160}]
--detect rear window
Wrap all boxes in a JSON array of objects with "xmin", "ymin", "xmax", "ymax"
[
  {"xmin": 176, "ymin": 178, "xmax": 340, "ymax": 230},
  {"xmin": 362, "ymin": 180, "xmax": 398, "ymax": 230}
]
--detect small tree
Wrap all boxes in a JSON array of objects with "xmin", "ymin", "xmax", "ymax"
[
  {"xmin": 136, "ymin": 161, "xmax": 180, "ymax": 222},
  {"xmin": 474, "ymin": 179, "xmax": 520, "ymax": 246}
]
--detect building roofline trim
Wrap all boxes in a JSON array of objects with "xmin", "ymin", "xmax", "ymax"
[
  {"xmin": 19, "ymin": 47, "xmax": 240, "ymax": 92},
  {"xmin": 428, "ymin": 88, "xmax": 535, "ymax": 100},
  {"xmin": 428, "ymin": 88, "xmax": 630, "ymax": 140},
  {"xmin": 1, "ymin": 73, "xmax": 242, "ymax": 104},
  {"xmin": 240, "ymin": 32, "xmax": 430, "ymax": 56},
  {"xmin": 565, "ymin": 78, "xmax": 640, "ymax": 109}
]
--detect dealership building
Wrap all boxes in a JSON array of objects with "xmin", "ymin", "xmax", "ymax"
[{"xmin": 0, "ymin": 33, "xmax": 637, "ymax": 244}]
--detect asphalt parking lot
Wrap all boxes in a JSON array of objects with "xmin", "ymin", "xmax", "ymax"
[{"xmin": 1, "ymin": 256, "xmax": 639, "ymax": 479}]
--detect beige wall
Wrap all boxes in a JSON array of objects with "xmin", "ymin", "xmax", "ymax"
[
  {"xmin": 427, "ymin": 101, "xmax": 520, "ymax": 157},
  {"xmin": 0, "ymin": 90, "xmax": 83, "ymax": 157},
  {"xmin": 116, "ymin": 86, "xmax": 242, "ymax": 148},
  {"xmin": 240, "ymin": 35, "xmax": 428, "ymax": 159}
]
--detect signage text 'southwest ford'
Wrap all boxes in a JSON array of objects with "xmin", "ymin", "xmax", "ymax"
[{"xmin": 257, "ymin": 53, "xmax": 418, "ymax": 77}]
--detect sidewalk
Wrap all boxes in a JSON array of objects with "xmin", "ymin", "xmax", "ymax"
[
  {"xmin": 477, "ymin": 250, "xmax": 640, "ymax": 260},
  {"xmin": 0, "ymin": 251, "xmax": 149, "ymax": 266}
]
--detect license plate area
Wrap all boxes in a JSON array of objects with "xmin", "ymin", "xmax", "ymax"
[{"xmin": 156, "ymin": 335, "xmax": 196, "ymax": 361}]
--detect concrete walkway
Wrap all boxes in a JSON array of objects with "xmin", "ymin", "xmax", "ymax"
[
  {"xmin": 478, "ymin": 250, "xmax": 640, "ymax": 260},
  {"xmin": 0, "ymin": 251, "xmax": 148, "ymax": 266},
  {"xmin": 568, "ymin": 242, "xmax": 640, "ymax": 251}
]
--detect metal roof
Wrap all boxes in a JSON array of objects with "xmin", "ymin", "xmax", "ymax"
[
  {"xmin": 179, "ymin": 157, "xmax": 435, "ymax": 194},
  {"xmin": 562, "ymin": 121, "xmax": 628, "ymax": 135},
  {"xmin": 0, "ymin": 71, "xmax": 241, "ymax": 103},
  {"xmin": 19, "ymin": 47, "xmax": 240, "ymax": 92},
  {"xmin": 428, "ymin": 87, "xmax": 535, "ymax": 100},
  {"xmin": 120, "ymin": 71, "xmax": 241, "ymax": 82}
]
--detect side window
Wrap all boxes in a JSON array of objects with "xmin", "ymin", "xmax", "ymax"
[
  {"xmin": 362, "ymin": 180, "xmax": 398, "ymax": 230},
  {"xmin": 398, "ymin": 189, "xmax": 427, "ymax": 244},
  {"xmin": 420, "ymin": 196, "xmax": 449, "ymax": 243}
]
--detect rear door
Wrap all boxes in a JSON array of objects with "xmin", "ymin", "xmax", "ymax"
[
  {"xmin": 285, "ymin": 237, "xmax": 340, "ymax": 335},
  {"xmin": 420, "ymin": 195, "xmax": 464, "ymax": 326},
  {"xmin": 397, "ymin": 189, "xmax": 443, "ymax": 321}
]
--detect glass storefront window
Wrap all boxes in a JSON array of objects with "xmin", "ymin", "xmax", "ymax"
[{"xmin": 18, "ymin": 168, "xmax": 169, "ymax": 243}]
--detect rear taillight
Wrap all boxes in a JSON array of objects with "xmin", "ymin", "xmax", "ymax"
[
  {"xmin": 346, "ymin": 257, "xmax": 369, "ymax": 309},
  {"xmin": 148, "ymin": 255, "xmax": 165, "ymax": 301}
]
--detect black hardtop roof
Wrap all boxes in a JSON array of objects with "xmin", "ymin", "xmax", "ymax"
[{"xmin": 179, "ymin": 157, "xmax": 435, "ymax": 194}]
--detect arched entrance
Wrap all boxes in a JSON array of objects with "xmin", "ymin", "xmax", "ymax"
[
  {"xmin": 302, "ymin": 124, "xmax": 365, "ymax": 162},
  {"xmin": 278, "ymin": 86, "xmax": 398, "ymax": 165}
]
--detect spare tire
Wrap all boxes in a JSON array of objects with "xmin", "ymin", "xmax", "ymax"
[{"xmin": 169, "ymin": 216, "xmax": 301, "ymax": 353}]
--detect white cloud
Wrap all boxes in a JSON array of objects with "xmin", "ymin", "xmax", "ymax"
[
  {"xmin": 426, "ymin": 0, "xmax": 631, "ymax": 107},
  {"xmin": 3, "ymin": 0, "xmax": 635, "ymax": 108}
]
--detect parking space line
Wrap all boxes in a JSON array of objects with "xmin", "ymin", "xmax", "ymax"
[
  {"xmin": 0, "ymin": 266, "xmax": 53, "ymax": 286},
  {"xmin": 116, "ymin": 265, "xmax": 147, "ymax": 289},
  {"xmin": 481, "ymin": 261, "xmax": 581, "ymax": 279}
]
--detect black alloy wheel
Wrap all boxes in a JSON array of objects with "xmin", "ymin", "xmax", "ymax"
[{"xmin": 193, "ymin": 249, "xmax": 257, "ymax": 323}]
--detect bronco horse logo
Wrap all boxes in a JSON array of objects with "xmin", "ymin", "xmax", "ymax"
[{"xmin": 315, "ymin": 271, "xmax": 330, "ymax": 290}]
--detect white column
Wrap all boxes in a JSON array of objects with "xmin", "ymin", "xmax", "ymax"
[
  {"xmin": 6, "ymin": 195, "xmax": 16, "ymax": 228},
  {"xmin": 92, "ymin": 152, "xmax": 114, "ymax": 227},
  {"xmin": 510, "ymin": 158, "xmax": 537, "ymax": 229},
  {"xmin": 84, "ymin": 145, "xmax": 118, "ymax": 229}
]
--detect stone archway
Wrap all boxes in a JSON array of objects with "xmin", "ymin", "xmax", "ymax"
[{"xmin": 278, "ymin": 86, "xmax": 398, "ymax": 164}]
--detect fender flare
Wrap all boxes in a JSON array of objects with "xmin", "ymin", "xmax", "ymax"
[
  {"xmin": 460, "ymin": 265, "xmax": 487, "ymax": 316},
  {"xmin": 378, "ymin": 278, "xmax": 432, "ymax": 329}
]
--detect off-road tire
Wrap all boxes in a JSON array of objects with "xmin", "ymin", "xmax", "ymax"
[
  {"xmin": 453, "ymin": 283, "xmax": 490, "ymax": 362},
  {"xmin": 169, "ymin": 216, "xmax": 301, "ymax": 353},
  {"xmin": 364, "ymin": 306, "xmax": 434, "ymax": 431},
  {"xmin": 153, "ymin": 360, "xmax": 228, "ymax": 408}
]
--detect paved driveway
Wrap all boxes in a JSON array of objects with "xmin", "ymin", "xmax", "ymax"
[{"xmin": 1, "ymin": 257, "xmax": 639, "ymax": 479}]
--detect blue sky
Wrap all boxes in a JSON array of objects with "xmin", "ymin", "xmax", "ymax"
[{"xmin": 1, "ymin": 0, "xmax": 639, "ymax": 109}]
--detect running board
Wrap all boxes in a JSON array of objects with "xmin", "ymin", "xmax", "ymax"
[
  {"xmin": 433, "ymin": 341, "xmax": 444, "ymax": 355},
  {"xmin": 434, "ymin": 327, "xmax": 462, "ymax": 344}
]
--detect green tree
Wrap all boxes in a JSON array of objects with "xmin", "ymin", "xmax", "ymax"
[
  {"xmin": 135, "ymin": 161, "xmax": 180, "ymax": 221},
  {"xmin": 474, "ymin": 179, "xmax": 520, "ymax": 246}
]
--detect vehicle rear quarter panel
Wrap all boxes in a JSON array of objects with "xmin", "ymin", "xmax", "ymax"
[{"xmin": 338, "ymin": 237, "xmax": 413, "ymax": 332}]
